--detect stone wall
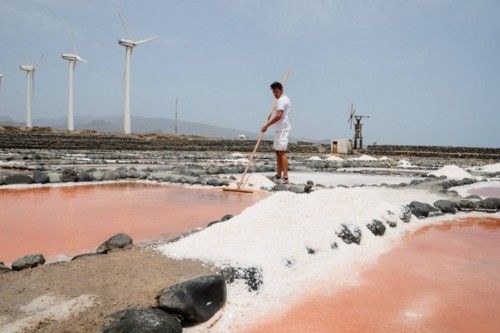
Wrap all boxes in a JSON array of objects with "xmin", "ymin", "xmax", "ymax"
[
  {"xmin": 365, "ymin": 145, "xmax": 500, "ymax": 159},
  {"xmin": 0, "ymin": 130, "xmax": 328, "ymax": 153}
]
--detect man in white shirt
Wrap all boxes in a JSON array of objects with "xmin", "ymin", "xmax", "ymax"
[{"xmin": 261, "ymin": 81, "xmax": 291, "ymax": 184}]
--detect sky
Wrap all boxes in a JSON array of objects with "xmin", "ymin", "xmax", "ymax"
[{"xmin": 0, "ymin": 0, "xmax": 499, "ymax": 147}]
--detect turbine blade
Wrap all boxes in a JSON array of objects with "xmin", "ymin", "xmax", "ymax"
[
  {"xmin": 35, "ymin": 54, "xmax": 44, "ymax": 67},
  {"xmin": 117, "ymin": 12, "xmax": 132, "ymax": 39},
  {"xmin": 135, "ymin": 36, "xmax": 159, "ymax": 45},
  {"xmin": 77, "ymin": 56, "xmax": 87, "ymax": 63}
]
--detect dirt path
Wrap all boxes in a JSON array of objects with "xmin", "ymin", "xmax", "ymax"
[{"xmin": 0, "ymin": 247, "xmax": 215, "ymax": 332}]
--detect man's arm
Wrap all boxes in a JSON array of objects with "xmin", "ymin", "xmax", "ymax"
[{"xmin": 261, "ymin": 110, "xmax": 283, "ymax": 132}]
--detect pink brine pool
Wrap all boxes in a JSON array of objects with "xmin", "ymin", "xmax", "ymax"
[{"xmin": 0, "ymin": 182, "xmax": 266, "ymax": 264}]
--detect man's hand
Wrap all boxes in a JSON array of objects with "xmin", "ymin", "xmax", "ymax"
[{"xmin": 261, "ymin": 125, "xmax": 268, "ymax": 133}]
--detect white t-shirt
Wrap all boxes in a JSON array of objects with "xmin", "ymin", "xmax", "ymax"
[{"xmin": 273, "ymin": 94, "xmax": 291, "ymax": 131}]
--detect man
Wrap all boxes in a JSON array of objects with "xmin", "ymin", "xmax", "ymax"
[{"xmin": 261, "ymin": 81, "xmax": 291, "ymax": 184}]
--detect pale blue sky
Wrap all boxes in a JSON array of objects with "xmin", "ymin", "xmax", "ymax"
[{"xmin": 0, "ymin": 0, "xmax": 499, "ymax": 146}]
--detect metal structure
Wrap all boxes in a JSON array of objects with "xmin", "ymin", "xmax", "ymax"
[
  {"xmin": 347, "ymin": 103, "xmax": 370, "ymax": 150},
  {"xmin": 19, "ymin": 56, "xmax": 43, "ymax": 128},
  {"xmin": 62, "ymin": 52, "xmax": 87, "ymax": 131},
  {"xmin": 0, "ymin": 74, "xmax": 4, "ymax": 93},
  {"xmin": 117, "ymin": 13, "xmax": 158, "ymax": 134},
  {"xmin": 174, "ymin": 97, "xmax": 178, "ymax": 134}
]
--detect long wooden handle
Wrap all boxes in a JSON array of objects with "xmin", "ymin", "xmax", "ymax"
[{"xmin": 237, "ymin": 68, "xmax": 292, "ymax": 189}]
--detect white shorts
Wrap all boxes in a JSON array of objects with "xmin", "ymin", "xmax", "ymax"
[{"xmin": 273, "ymin": 130, "xmax": 290, "ymax": 151}]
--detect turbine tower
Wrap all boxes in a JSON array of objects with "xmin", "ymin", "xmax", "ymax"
[
  {"xmin": 117, "ymin": 13, "xmax": 158, "ymax": 134},
  {"xmin": 62, "ymin": 52, "xmax": 87, "ymax": 131},
  {"xmin": 0, "ymin": 74, "xmax": 4, "ymax": 93},
  {"xmin": 19, "ymin": 56, "xmax": 42, "ymax": 128}
]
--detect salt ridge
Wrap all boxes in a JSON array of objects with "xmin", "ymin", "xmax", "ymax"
[
  {"xmin": 430, "ymin": 165, "xmax": 473, "ymax": 179},
  {"xmin": 156, "ymin": 187, "xmax": 487, "ymax": 332}
]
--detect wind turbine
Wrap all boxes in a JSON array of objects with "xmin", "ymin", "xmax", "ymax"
[
  {"xmin": 62, "ymin": 52, "xmax": 87, "ymax": 131},
  {"xmin": 0, "ymin": 74, "xmax": 4, "ymax": 93},
  {"xmin": 117, "ymin": 13, "xmax": 158, "ymax": 134},
  {"xmin": 19, "ymin": 56, "xmax": 43, "ymax": 128}
]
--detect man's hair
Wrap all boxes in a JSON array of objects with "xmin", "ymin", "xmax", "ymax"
[{"xmin": 270, "ymin": 81, "xmax": 283, "ymax": 90}]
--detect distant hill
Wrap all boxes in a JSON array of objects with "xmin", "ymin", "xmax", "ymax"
[
  {"xmin": 0, "ymin": 115, "xmax": 258, "ymax": 140},
  {"xmin": 0, "ymin": 115, "xmax": 330, "ymax": 144}
]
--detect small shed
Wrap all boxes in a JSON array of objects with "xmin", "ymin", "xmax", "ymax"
[{"xmin": 331, "ymin": 138, "xmax": 352, "ymax": 154}]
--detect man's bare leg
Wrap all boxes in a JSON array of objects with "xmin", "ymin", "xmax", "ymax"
[
  {"xmin": 276, "ymin": 151, "xmax": 283, "ymax": 178},
  {"xmin": 280, "ymin": 151, "xmax": 289, "ymax": 179}
]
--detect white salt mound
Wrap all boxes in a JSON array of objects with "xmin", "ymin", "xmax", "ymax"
[
  {"xmin": 379, "ymin": 156, "xmax": 392, "ymax": 161},
  {"xmin": 351, "ymin": 154, "xmax": 378, "ymax": 161},
  {"xmin": 158, "ymin": 187, "xmax": 450, "ymax": 332},
  {"xmin": 430, "ymin": 165, "xmax": 473, "ymax": 180},
  {"xmin": 326, "ymin": 156, "xmax": 344, "ymax": 161},
  {"xmin": 308, "ymin": 156, "xmax": 322, "ymax": 161},
  {"xmin": 230, "ymin": 153, "xmax": 245, "ymax": 158},
  {"xmin": 475, "ymin": 163, "xmax": 500, "ymax": 174},
  {"xmin": 398, "ymin": 159, "xmax": 413, "ymax": 168}
]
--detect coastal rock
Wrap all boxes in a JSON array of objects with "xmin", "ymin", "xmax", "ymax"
[
  {"xmin": 207, "ymin": 178, "xmax": 221, "ymax": 186},
  {"xmin": 271, "ymin": 183, "xmax": 287, "ymax": 191},
  {"xmin": 157, "ymin": 275, "xmax": 226, "ymax": 325},
  {"xmin": 455, "ymin": 200, "xmax": 475, "ymax": 212},
  {"xmin": 96, "ymin": 233, "xmax": 133, "ymax": 254},
  {"xmin": 103, "ymin": 170, "xmax": 118, "ymax": 181},
  {"xmin": 475, "ymin": 198, "xmax": 500, "ymax": 212},
  {"xmin": 433, "ymin": 200, "xmax": 457, "ymax": 214},
  {"xmin": 408, "ymin": 201, "xmax": 436, "ymax": 219},
  {"xmin": 32, "ymin": 170, "xmax": 49, "ymax": 184},
  {"xmin": 48, "ymin": 172, "xmax": 61, "ymax": 183},
  {"xmin": 336, "ymin": 224, "xmax": 362, "ymax": 245},
  {"xmin": 102, "ymin": 308, "xmax": 182, "ymax": 333},
  {"xmin": 220, "ymin": 214, "xmax": 234, "ymax": 222},
  {"xmin": 0, "ymin": 261, "xmax": 11, "ymax": 273},
  {"xmin": 4, "ymin": 174, "xmax": 33, "ymax": 185},
  {"xmin": 61, "ymin": 168, "xmax": 78, "ymax": 182},
  {"xmin": 221, "ymin": 266, "xmax": 263, "ymax": 292},
  {"xmin": 399, "ymin": 206, "xmax": 412, "ymax": 222},
  {"xmin": 366, "ymin": 220, "xmax": 386, "ymax": 236},
  {"xmin": 77, "ymin": 171, "xmax": 93, "ymax": 182},
  {"xmin": 92, "ymin": 171, "xmax": 105, "ymax": 181},
  {"xmin": 11, "ymin": 253, "xmax": 45, "ymax": 271}
]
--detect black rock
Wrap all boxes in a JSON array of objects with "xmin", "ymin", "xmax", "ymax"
[
  {"xmin": 304, "ymin": 184, "xmax": 314, "ymax": 193},
  {"xmin": 221, "ymin": 266, "xmax": 263, "ymax": 292},
  {"xmin": 330, "ymin": 242, "xmax": 338, "ymax": 249},
  {"xmin": 61, "ymin": 168, "xmax": 78, "ymax": 182},
  {"xmin": 96, "ymin": 233, "xmax": 133, "ymax": 254},
  {"xmin": 157, "ymin": 275, "xmax": 226, "ymax": 326},
  {"xmin": 102, "ymin": 308, "xmax": 182, "ymax": 333},
  {"xmin": 11, "ymin": 253, "xmax": 45, "ymax": 271},
  {"xmin": 366, "ymin": 220, "xmax": 386, "ymax": 236},
  {"xmin": 0, "ymin": 261, "xmax": 11, "ymax": 273},
  {"xmin": 207, "ymin": 178, "xmax": 221, "ymax": 186},
  {"xmin": 408, "ymin": 201, "xmax": 437, "ymax": 219},
  {"xmin": 475, "ymin": 198, "xmax": 500, "ymax": 212},
  {"xmin": 77, "ymin": 171, "xmax": 93, "ymax": 182},
  {"xmin": 71, "ymin": 253, "xmax": 105, "ymax": 261},
  {"xmin": 306, "ymin": 180, "xmax": 314, "ymax": 186},
  {"xmin": 32, "ymin": 170, "xmax": 49, "ymax": 184},
  {"xmin": 289, "ymin": 185, "xmax": 305, "ymax": 194},
  {"xmin": 465, "ymin": 195, "xmax": 482, "ymax": 201},
  {"xmin": 455, "ymin": 200, "xmax": 475, "ymax": 211},
  {"xmin": 4, "ymin": 174, "xmax": 33, "ymax": 185},
  {"xmin": 271, "ymin": 184, "xmax": 287, "ymax": 191},
  {"xmin": 104, "ymin": 170, "xmax": 118, "ymax": 181},
  {"xmin": 306, "ymin": 247, "xmax": 316, "ymax": 255},
  {"xmin": 385, "ymin": 219, "xmax": 397, "ymax": 228},
  {"xmin": 433, "ymin": 200, "xmax": 457, "ymax": 214},
  {"xmin": 399, "ymin": 206, "xmax": 412, "ymax": 222},
  {"xmin": 336, "ymin": 224, "xmax": 362, "ymax": 245},
  {"xmin": 220, "ymin": 214, "xmax": 234, "ymax": 222}
]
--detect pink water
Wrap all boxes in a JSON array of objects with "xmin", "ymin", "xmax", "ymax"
[
  {"xmin": 251, "ymin": 218, "xmax": 500, "ymax": 333},
  {"xmin": 0, "ymin": 183, "xmax": 266, "ymax": 264}
]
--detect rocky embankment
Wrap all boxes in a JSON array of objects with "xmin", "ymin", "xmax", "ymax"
[
  {"xmin": 365, "ymin": 144, "xmax": 500, "ymax": 159},
  {"xmin": 0, "ymin": 126, "xmax": 328, "ymax": 153}
]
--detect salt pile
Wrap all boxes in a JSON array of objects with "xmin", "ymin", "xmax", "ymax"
[
  {"xmin": 474, "ymin": 163, "xmax": 500, "ymax": 174},
  {"xmin": 326, "ymin": 155, "xmax": 344, "ymax": 162},
  {"xmin": 398, "ymin": 159, "xmax": 413, "ymax": 168},
  {"xmin": 430, "ymin": 165, "xmax": 473, "ymax": 180},
  {"xmin": 158, "ymin": 187, "xmax": 448, "ymax": 332},
  {"xmin": 308, "ymin": 156, "xmax": 322, "ymax": 161},
  {"xmin": 379, "ymin": 156, "xmax": 392, "ymax": 161},
  {"xmin": 351, "ymin": 154, "xmax": 378, "ymax": 161},
  {"xmin": 230, "ymin": 153, "xmax": 245, "ymax": 158}
]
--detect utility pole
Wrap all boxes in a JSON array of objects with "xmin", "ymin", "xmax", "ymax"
[{"xmin": 174, "ymin": 97, "xmax": 178, "ymax": 134}]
